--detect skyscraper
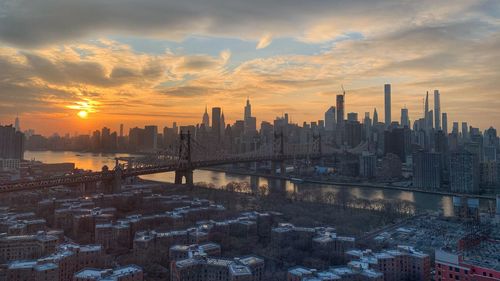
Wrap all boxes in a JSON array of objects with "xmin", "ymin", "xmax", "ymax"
[
  {"xmin": 401, "ymin": 107, "xmax": 409, "ymax": 128},
  {"xmin": 384, "ymin": 84, "xmax": 391, "ymax": 128},
  {"xmin": 442, "ymin": 113, "xmax": 448, "ymax": 134},
  {"xmin": 347, "ymin": 112, "xmax": 358, "ymax": 122},
  {"xmin": 413, "ymin": 150, "xmax": 442, "ymax": 190},
  {"xmin": 434, "ymin": 90, "xmax": 441, "ymax": 130},
  {"xmin": 462, "ymin": 122, "xmax": 469, "ymax": 141},
  {"xmin": 220, "ymin": 110, "xmax": 226, "ymax": 138},
  {"xmin": 202, "ymin": 105, "xmax": 210, "ymax": 129},
  {"xmin": 373, "ymin": 108, "xmax": 378, "ymax": 124},
  {"xmin": 336, "ymin": 94, "xmax": 345, "ymax": 126},
  {"xmin": 244, "ymin": 98, "xmax": 256, "ymax": 135},
  {"xmin": 324, "ymin": 106, "xmax": 336, "ymax": 131},
  {"xmin": 0, "ymin": 125, "xmax": 24, "ymax": 160},
  {"xmin": 212, "ymin": 107, "xmax": 221, "ymax": 141},
  {"xmin": 144, "ymin": 125, "xmax": 158, "ymax": 150},
  {"xmin": 363, "ymin": 112, "xmax": 372, "ymax": 140},
  {"xmin": 450, "ymin": 149, "xmax": 479, "ymax": 193},
  {"xmin": 119, "ymin": 124, "xmax": 124, "ymax": 138},
  {"xmin": 424, "ymin": 91, "xmax": 433, "ymax": 131},
  {"xmin": 14, "ymin": 116, "xmax": 20, "ymax": 132},
  {"xmin": 244, "ymin": 97, "xmax": 251, "ymax": 120},
  {"xmin": 452, "ymin": 122, "xmax": 459, "ymax": 135}
]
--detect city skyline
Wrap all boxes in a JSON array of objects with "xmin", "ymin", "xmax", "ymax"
[
  {"xmin": 0, "ymin": 1, "xmax": 499, "ymax": 134},
  {"xmin": 4, "ymin": 86, "xmax": 492, "ymax": 137}
]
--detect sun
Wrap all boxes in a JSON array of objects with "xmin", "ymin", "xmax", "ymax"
[{"xmin": 77, "ymin": 110, "xmax": 89, "ymax": 119}]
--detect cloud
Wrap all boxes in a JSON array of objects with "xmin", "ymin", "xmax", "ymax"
[
  {"xmin": 256, "ymin": 34, "xmax": 272, "ymax": 49},
  {"xmin": 0, "ymin": 0, "xmax": 493, "ymax": 48},
  {"xmin": 0, "ymin": 0, "xmax": 499, "ymax": 133}
]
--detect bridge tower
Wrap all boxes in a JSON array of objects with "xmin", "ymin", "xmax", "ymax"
[
  {"xmin": 271, "ymin": 130, "xmax": 286, "ymax": 175},
  {"xmin": 175, "ymin": 131, "xmax": 194, "ymax": 185}
]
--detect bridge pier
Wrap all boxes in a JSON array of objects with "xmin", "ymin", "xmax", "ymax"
[
  {"xmin": 175, "ymin": 169, "xmax": 193, "ymax": 185},
  {"xmin": 271, "ymin": 161, "xmax": 286, "ymax": 176},
  {"xmin": 280, "ymin": 161, "xmax": 286, "ymax": 176}
]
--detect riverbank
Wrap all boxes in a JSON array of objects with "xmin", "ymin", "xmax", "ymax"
[
  {"xmin": 137, "ymin": 179, "xmax": 415, "ymax": 237},
  {"xmin": 201, "ymin": 167, "xmax": 497, "ymax": 200}
]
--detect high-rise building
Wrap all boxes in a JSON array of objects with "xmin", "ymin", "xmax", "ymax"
[
  {"xmin": 450, "ymin": 149, "xmax": 479, "ymax": 193},
  {"xmin": 220, "ymin": 110, "xmax": 226, "ymax": 138},
  {"xmin": 384, "ymin": 84, "xmax": 391, "ymax": 128},
  {"xmin": 202, "ymin": 105, "xmax": 210, "ymax": 129},
  {"xmin": 14, "ymin": 116, "xmax": 20, "ymax": 132},
  {"xmin": 363, "ymin": 112, "xmax": 372, "ymax": 140},
  {"xmin": 360, "ymin": 152, "xmax": 377, "ymax": 178},
  {"xmin": 347, "ymin": 112, "xmax": 358, "ymax": 122},
  {"xmin": 452, "ymin": 122, "xmax": 459, "ymax": 135},
  {"xmin": 424, "ymin": 91, "xmax": 433, "ymax": 131},
  {"xmin": 442, "ymin": 113, "xmax": 448, "ymax": 134},
  {"xmin": 413, "ymin": 150, "xmax": 442, "ymax": 190},
  {"xmin": 344, "ymin": 120, "xmax": 362, "ymax": 148},
  {"xmin": 144, "ymin": 125, "xmax": 158, "ymax": 150},
  {"xmin": 434, "ymin": 90, "xmax": 441, "ymax": 130},
  {"xmin": 211, "ymin": 107, "xmax": 221, "ymax": 141},
  {"xmin": 401, "ymin": 107, "xmax": 409, "ymax": 128},
  {"xmin": 324, "ymin": 106, "xmax": 336, "ymax": 131},
  {"xmin": 462, "ymin": 122, "xmax": 469, "ymax": 141},
  {"xmin": 101, "ymin": 127, "xmax": 111, "ymax": 151},
  {"xmin": 0, "ymin": 125, "xmax": 24, "ymax": 160},
  {"xmin": 373, "ymin": 108, "xmax": 379, "ymax": 124},
  {"xmin": 336, "ymin": 94, "xmax": 345, "ymax": 127},
  {"xmin": 384, "ymin": 127, "xmax": 412, "ymax": 163},
  {"xmin": 243, "ymin": 99, "xmax": 257, "ymax": 135},
  {"xmin": 244, "ymin": 97, "xmax": 251, "ymax": 120}
]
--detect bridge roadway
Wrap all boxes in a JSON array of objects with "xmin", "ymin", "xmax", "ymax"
[{"xmin": 0, "ymin": 152, "xmax": 331, "ymax": 193}]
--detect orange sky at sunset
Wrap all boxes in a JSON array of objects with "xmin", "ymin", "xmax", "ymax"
[{"xmin": 0, "ymin": 0, "xmax": 499, "ymax": 135}]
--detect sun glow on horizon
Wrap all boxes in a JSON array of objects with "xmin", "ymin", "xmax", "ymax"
[
  {"xmin": 67, "ymin": 100, "xmax": 98, "ymax": 120},
  {"xmin": 77, "ymin": 110, "xmax": 88, "ymax": 119}
]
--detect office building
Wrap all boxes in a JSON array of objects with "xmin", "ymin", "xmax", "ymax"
[
  {"xmin": 0, "ymin": 125, "xmax": 25, "ymax": 160},
  {"xmin": 442, "ymin": 113, "xmax": 448, "ymax": 135},
  {"xmin": 345, "ymin": 121, "xmax": 362, "ymax": 148},
  {"xmin": 384, "ymin": 127, "xmax": 411, "ymax": 163},
  {"xmin": 347, "ymin": 112, "xmax": 358, "ymax": 122},
  {"xmin": 462, "ymin": 122, "xmax": 469, "ymax": 141},
  {"xmin": 434, "ymin": 90, "xmax": 441, "ymax": 130},
  {"xmin": 360, "ymin": 152, "xmax": 377, "ymax": 178},
  {"xmin": 144, "ymin": 125, "xmax": 158, "ymax": 151},
  {"xmin": 212, "ymin": 107, "xmax": 221, "ymax": 141},
  {"xmin": 450, "ymin": 149, "xmax": 479, "ymax": 193},
  {"xmin": 202, "ymin": 106, "xmax": 210, "ymax": 129},
  {"xmin": 413, "ymin": 150, "xmax": 442, "ymax": 190},
  {"xmin": 384, "ymin": 84, "xmax": 391, "ymax": 128},
  {"xmin": 336, "ymin": 94, "xmax": 345, "ymax": 127},
  {"xmin": 325, "ymin": 106, "xmax": 336, "ymax": 131},
  {"xmin": 401, "ymin": 107, "xmax": 409, "ymax": 128}
]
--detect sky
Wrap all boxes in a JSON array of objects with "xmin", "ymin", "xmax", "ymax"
[{"xmin": 0, "ymin": 0, "xmax": 499, "ymax": 135}]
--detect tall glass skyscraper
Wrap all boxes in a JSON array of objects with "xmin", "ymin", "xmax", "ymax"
[{"xmin": 384, "ymin": 84, "xmax": 391, "ymax": 128}]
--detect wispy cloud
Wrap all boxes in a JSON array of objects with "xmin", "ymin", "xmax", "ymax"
[{"xmin": 256, "ymin": 33, "xmax": 272, "ymax": 49}]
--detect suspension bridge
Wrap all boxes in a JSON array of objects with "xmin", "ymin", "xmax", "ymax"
[{"xmin": 0, "ymin": 131, "xmax": 366, "ymax": 194}]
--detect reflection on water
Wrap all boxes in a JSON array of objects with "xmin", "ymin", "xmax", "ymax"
[{"xmin": 25, "ymin": 150, "xmax": 492, "ymax": 214}]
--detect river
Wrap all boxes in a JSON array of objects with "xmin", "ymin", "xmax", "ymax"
[{"xmin": 25, "ymin": 150, "xmax": 494, "ymax": 215}]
